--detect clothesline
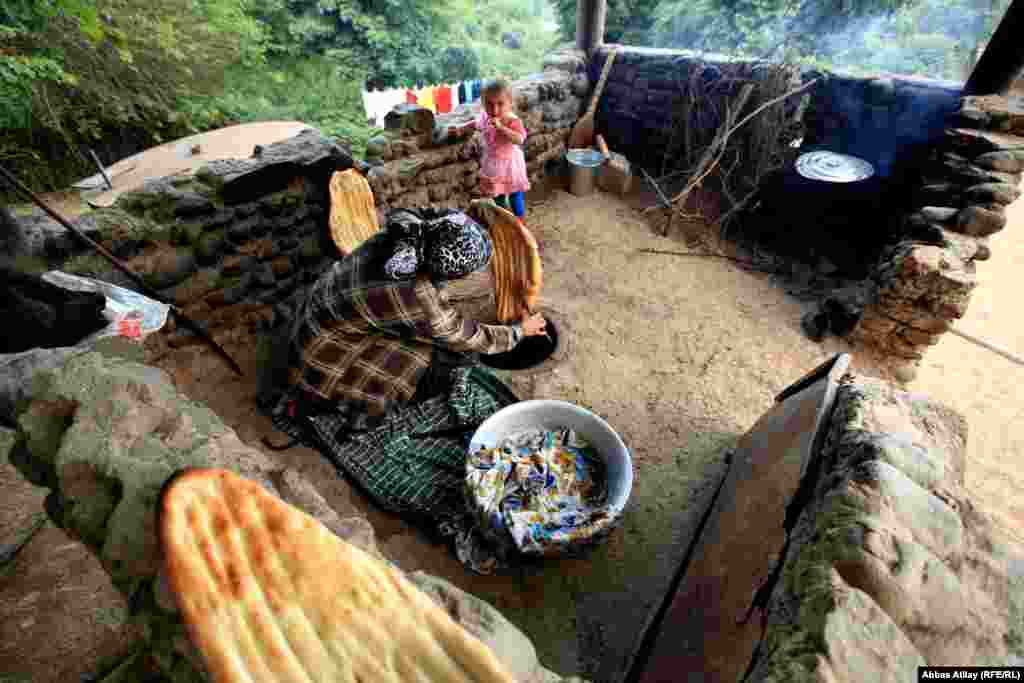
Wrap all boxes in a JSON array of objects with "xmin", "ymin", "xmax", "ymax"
[{"xmin": 361, "ymin": 80, "xmax": 485, "ymax": 127}]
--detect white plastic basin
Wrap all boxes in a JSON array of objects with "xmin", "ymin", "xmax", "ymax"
[{"xmin": 468, "ymin": 399, "xmax": 634, "ymax": 524}]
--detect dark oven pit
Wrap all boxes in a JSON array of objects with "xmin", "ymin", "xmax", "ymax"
[{"xmin": 480, "ymin": 316, "xmax": 559, "ymax": 370}]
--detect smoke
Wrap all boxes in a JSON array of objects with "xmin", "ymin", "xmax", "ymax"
[{"xmin": 647, "ymin": 0, "xmax": 1006, "ymax": 83}]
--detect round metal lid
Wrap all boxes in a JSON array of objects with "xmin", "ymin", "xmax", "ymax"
[{"xmin": 795, "ymin": 151, "xmax": 875, "ymax": 183}]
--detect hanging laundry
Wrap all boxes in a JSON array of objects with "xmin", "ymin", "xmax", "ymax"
[
  {"xmin": 471, "ymin": 80, "xmax": 482, "ymax": 102},
  {"xmin": 436, "ymin": 85, "xmax": 453, "ymax": 114},
  {"xmin": 458, "ymin": 81, "xmax": 467, "ymax": 105},
  {"xmin": 382, "ymin": 88, "xmax": 407, "ymax": 122},
  {"xmin": 420, "ymin": 86, "xmax": 436, "ymax": 112},
  {"xmin": 406, "ymin": 89, "xmax": 418, "ymax": 104},
  {"xmin": 360, "ymin": 89, "xmax": 374, "ymax": 124}
]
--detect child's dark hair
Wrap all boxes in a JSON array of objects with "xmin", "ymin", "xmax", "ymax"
[{"xmin": 482, "ymin": 78, "xmax": 512, "ymax": 100}]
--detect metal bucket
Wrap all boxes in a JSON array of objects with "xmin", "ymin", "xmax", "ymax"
[{"xmin": 566, "ymin": 148, "xmax": 605, "ymax": 196}]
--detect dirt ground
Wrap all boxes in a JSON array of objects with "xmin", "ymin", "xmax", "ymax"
[
  {"xmin": 8, "ymin": 180, "xmax": 1013, "ymax": 682},
  {"xmin": 133, "ymin": 186, "xmax": 903, "ymax": 682},
  {"xmin": 911, "ymin": 188, "xmax": 1024, "ymax": 545}
]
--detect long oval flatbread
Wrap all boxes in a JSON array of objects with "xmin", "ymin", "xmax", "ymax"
[
  {"xmin": 470, "ymin": 199, "xmax": 543, "ymax": 323},
  {"xmin": 158, "ymin": 468, "xmax": 517, "ymax": 683}
]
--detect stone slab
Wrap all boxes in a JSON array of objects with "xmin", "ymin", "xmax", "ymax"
[{"xmin": 633, "ymin": 354, "xmax": 850, "ymax": 683}]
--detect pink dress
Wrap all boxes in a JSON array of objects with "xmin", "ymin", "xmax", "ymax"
[{"xmin": 477, "ymin": 112, "xmax": 531, "ymax": 197}]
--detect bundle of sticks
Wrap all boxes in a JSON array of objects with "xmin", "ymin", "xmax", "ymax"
[{"xmin": 642, "ymin": 66, "xmax": 816, "ymax": 238}]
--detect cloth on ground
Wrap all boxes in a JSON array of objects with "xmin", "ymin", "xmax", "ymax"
[
  {"xmin": 467, "ymin": 428, "xmax": 610, "ymax": 558},
  {"xmin": 267, "ymin": 364, "xmax": 521, "ymax": 574}
]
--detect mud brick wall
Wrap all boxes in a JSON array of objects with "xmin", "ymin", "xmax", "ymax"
[
  {"xmin": 801, "ymin": 73, "xmax": 961, "ymax": 178},
  {"xmin": 586, "ymin": 45, "xmax": 802, "ymax": 168},
  {"xmin": 850, "ymin": 95, "xmax": 1024, "ymax": 371},
  {"xmin": 55, "ymin": 129, "xmax": 353, "ymax": 349},
  {"xmin": 364, "ymin": 47, "xmax": 590, "ymax": 211}
]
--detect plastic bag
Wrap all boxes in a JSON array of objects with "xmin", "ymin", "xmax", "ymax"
[{"xmin": 39, "ymin": 271, "xmax": 170, "ymax": 344}]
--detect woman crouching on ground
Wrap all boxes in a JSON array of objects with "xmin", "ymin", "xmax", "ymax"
[{"xmin": 285, "ymin": 208, "xmax": 546, "ymax": 429}]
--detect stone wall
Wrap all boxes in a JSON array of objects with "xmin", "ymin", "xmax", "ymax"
[
  {"xmin": 30, "ymin": 130, "xmax": 355, "ymax": 351},
  {"xmin": 364, "ymin": 47, "xmax": 589, "ymax": 211},
  {"xmin": 750, "ymin": 374, "xmax": 1024, "ymax": 681},
  {"xmin": 586, "ymin": 45, "xmax": 960, "ymax": 180},
  {"xmin": 850, "ymin": 95, "xmax": 1024, "ymax": 372}
]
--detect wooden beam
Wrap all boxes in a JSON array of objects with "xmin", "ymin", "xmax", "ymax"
[{"xmin": 964, "ymin": 0, "xmax": 1024, "ymax": 95}]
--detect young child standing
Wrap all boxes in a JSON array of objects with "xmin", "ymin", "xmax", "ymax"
[{"xmin": 459, "ymin": 79, "xmax": 530, "ymax": 217}]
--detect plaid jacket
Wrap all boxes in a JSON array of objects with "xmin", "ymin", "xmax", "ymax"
[{"xmin": 290, "ymin": 234, "xmax": 520, "ymax": 416}]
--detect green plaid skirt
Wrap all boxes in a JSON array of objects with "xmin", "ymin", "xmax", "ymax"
[{"xmin": 271, "ymin": 365, "xmax": 518, "ymax": 524}]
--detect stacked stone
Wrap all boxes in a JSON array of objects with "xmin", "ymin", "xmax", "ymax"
[
  {"xmin": 59, "ymin": 129, "xmax": 350, "ymax": 351},
  {"xmin": 851, "ymin": 95, "xmax": 1024, "ymax": 370},
  {"xmin": 589, "ymin": 45, "xmax": 800, "ymax": 165},
  {"xmin": 365, "ymin": 49, "xmax": 587, "ymax": 211}
]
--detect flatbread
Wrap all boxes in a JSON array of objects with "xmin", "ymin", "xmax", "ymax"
[
  {"xmin": 328, "ymin": 169, "xmax": 380, "ymax": 256},
  {"xmin": 470, "ymin": 199, "xmax": 543, "ymax": 323},
  {"xmin": 158, "ymin": 468, "xmax": 517, "ymax": 683}
]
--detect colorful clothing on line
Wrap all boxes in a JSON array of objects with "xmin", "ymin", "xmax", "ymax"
[
  {"xmin": 477, "ymin": 111, "xmax": 530, "ymax": 197},
  {"xmin": 471, "ymin": 80, "xmax": 482, "ymax": 101},
  {"xmin": 381, "ymin": 88, "xmax": 407, "ymax": 122},
  {"xmin": 466, "ymin": 428, "xmax": 611, "ymax": 557},
  {"xmin": 418, "ymin": 87, "xmax": 435, "ymax": 112},
  {"xmin": 405, "ymin": 89, "xmax": 418, "ymax": 104},
  {"xmin": 458, "ymin": 81, "xmax": 468, "ymax": 105},
  {"xmin": 288, "ymin": 231, "xmax": 519, "ymax": 417},
  {"xmin": 436, "ymin": 85, "xmax": 453, "ymax": 113}
]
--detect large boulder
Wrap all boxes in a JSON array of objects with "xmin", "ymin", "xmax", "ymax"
[
  {"xmin": 194, "ymin": 128, "xmax": 353, "ymax": 202},
  {"xmin": 749, "ymin": 376, "xmax": 1024, "ymax": 681}
]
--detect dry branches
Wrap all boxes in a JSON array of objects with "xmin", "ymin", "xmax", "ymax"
[{"xmin": 648, "ymin": 62, "xmax": 811, "ymax": 239}]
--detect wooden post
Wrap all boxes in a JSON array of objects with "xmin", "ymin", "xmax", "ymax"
[
  {"xmin": 576, "ymin": 0, "xmax": 607, "ymax": 55},
  {"xmin": 576, "ymin": 0, "xmax": 589, "ymax": 51},
  {"xmin": 964, "ymin": 0, "xmax": 1024, "ymax": 95},
  {"xmin": 591, "ymin": 0, "xmax": 607, "ymax": 53}
]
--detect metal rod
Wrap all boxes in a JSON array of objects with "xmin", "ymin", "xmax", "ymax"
[
  {"xmin": 963, "ymin": 0, "xmax": 1024, "ymax": 96},
  {"xmin": 950, "ymin": 326, "xmax": 1024, "ymax": 367},
  {"xmin": 0, "ymin": 166, "xmax": 244, "ymax": 376},
  {"xmin": 87, "ymin": 149, "xmax": 114, "ymax": 191}
]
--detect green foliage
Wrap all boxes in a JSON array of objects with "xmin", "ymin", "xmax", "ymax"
[
  {"xmin": 2, "ymin": 0, "xmax": 559, "ymax": 200},
  {"xmin": 552, "ymin": 0, "xmax": 661, "ymax": 44},
  {"xmin": 460, "ymin": 0, "xmax": 560, "ymax": 80},
  {"xmin": 0, "ymin": 0, "xmax": 267, "ymax": 194},
  {"xmin": 251, "ymin": 0, "xmax": 472, "ymax": 88},
  {"xmin": 181, "ymin": 56, "xmax": 376, "ymax": 158},
  {"xmin": 650, "ymin": 0, "xmax": 1012, "ymax": 81}
]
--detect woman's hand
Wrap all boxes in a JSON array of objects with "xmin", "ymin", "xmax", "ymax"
[{"xmin": 520, "ymin": 312, "xmax": 547, "ymax": 337}]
